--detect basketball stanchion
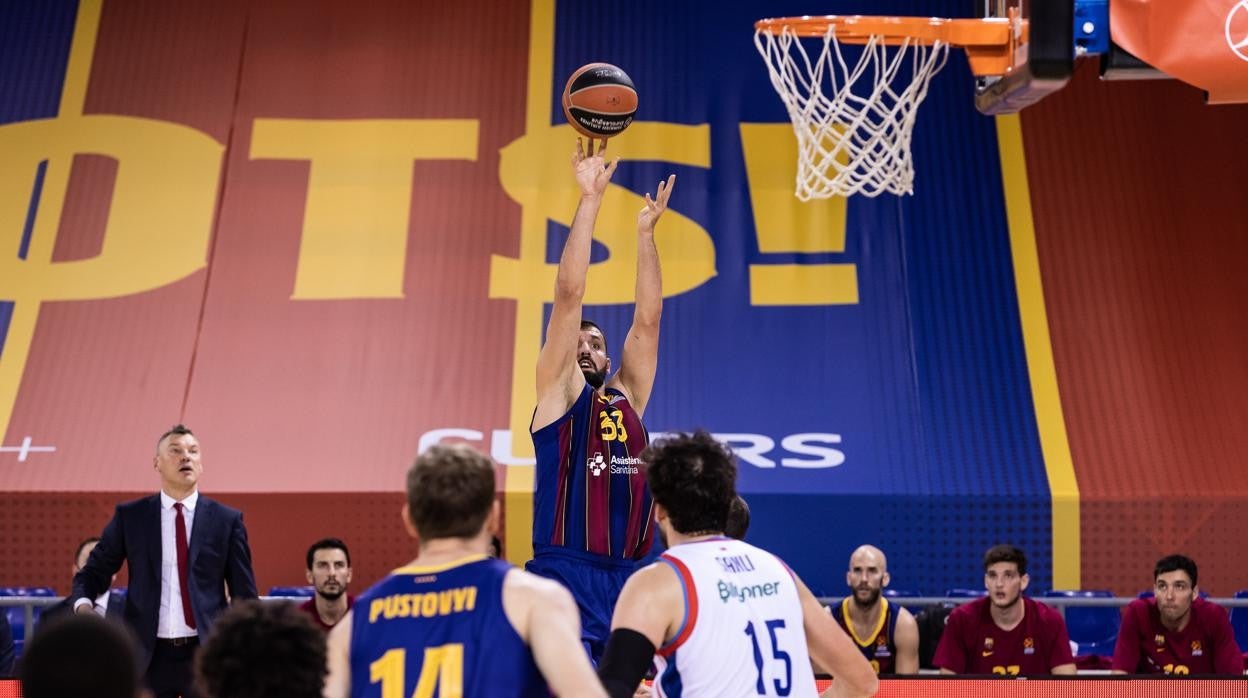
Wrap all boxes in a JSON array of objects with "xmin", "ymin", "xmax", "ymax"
[{"xmin": 754, "ymin": 14, "xmax": 1021, "ymax": 198}]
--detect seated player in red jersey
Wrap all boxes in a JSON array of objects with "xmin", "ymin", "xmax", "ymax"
[
  {"xmin": 1111, "ymin": 554, "xmax": 1242, "ymax": 675},
  {"xmin": 830, "ymin": 545, "xmax": 920, "ymax": 675},
  {"xmin": 933, "ymin": 545, "xmax": 1076, "ymax": 676}
]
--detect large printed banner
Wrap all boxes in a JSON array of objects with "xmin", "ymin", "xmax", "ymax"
[{"xmin": 0, "ymin": 0, "xmax": 1061, "ymax": 594}]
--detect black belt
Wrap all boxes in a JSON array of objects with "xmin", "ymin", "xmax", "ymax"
[{"xmin": 157, "ymin": 636, "xmax": 198, "ymax": 647}]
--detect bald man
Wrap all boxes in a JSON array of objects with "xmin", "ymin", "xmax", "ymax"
[{"xmin": 829, "ymin": 545, "xmax": 919, "ymax": 675}]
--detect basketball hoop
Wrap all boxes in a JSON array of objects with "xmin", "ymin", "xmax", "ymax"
[{"xmin": 754, "ymin": 15, "xmax": 1020, "ymax": 198}]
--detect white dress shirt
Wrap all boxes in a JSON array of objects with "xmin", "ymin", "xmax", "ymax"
[
  {"xmin": 91, "ymin": 590, "xmax": 110, "ymax": 617},
  {"xmin": 158, "ymin": 489, "xmax": 199, "ymax": 639}
]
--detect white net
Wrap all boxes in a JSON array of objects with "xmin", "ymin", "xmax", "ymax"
[{"xmin": 754, "ymin": 26, "xmax": 951, "ymax": 198}]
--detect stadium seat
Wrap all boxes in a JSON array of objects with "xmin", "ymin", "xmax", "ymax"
[
  {"xmin": 944, "ymin": 588, "xmax": 987, "ymax": 598},
  {"xmin": 882, "ymin": 588, "xmax": 923, "ymax": 610},
  {"xmin": 1043, "ymin": 589, "xmax": 1119, "ymax": 657},
  {"xmin": 268, "ymin": 585, "xmax": 314, "ymax": 597},
  {"xmin": 1230, "ymin": 590, "xmax": 1248, "ymax": 653},
  {"xmin": 883, "ymin": 589, "xmax": 920, "ymax": 598},
  {"xmin": 0, "ymin": 587, "xmax": 57, "ymax": 660}
]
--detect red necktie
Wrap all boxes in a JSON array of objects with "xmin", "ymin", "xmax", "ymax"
[{"xmin": 173, "ymin": 502, "xmax": 197, "ymax": 629}]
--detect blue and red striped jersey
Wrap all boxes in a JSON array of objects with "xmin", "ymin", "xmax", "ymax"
[{"xmin": 532, "ymin": 383, "xmax": 653, "ymax": 560}]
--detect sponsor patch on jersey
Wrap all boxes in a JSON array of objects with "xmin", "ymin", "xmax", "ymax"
[
  {"xmin": 609, "ymin": 455, "xmax": 641, "ymax": 475},
  {"xmin": 587, "ymin": 452, "xmax": 607, "ymax": 476},
  {"xmin": 874, "ymin": 635, "xmax": 892, "ymax": 658},
  {"xmin": 717, "ymin": 578, "xmax": 781, "ymax": 603},
  {"xmin": 1023, "ymin": 636, "xmax": 1035, "ymax": 655},
  {"xmin": 1191, "ymin": 640, "xmax": 1203, "ymax": 656}
]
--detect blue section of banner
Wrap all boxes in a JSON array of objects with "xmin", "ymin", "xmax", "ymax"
[
  {"xmin": 551, "ymin": 0, "xmax": 1052, "ymax": 594},
  {"xmin": 0, "ymin": 1, "xmax": 77, "ymax": 126},
  {"xmin": 0, "ymin": 1, "xmax": 78, "ymax": 360}
]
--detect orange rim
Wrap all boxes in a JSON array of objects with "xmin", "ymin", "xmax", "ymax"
[{"xmin": 754, "ymin": 14, "xmax": 1026, "ymax": 76}]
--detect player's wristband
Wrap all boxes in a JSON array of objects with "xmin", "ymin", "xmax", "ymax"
[{"xmin": 597, "ymin": 628, "xmax": 656, "ymax": 698}]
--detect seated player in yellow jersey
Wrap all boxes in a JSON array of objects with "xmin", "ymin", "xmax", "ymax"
[{"xmin": 324, "ymin": 444, "xmax": 606, "ymax": 698}]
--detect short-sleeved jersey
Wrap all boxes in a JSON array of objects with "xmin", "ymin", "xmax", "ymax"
[
  {"xmin": 933, "ymin": 597, "xmax": 1074, "ymax": 676},
  {"xmin": 349, "ymin": 556, "xmax": 546, "ymax": 698},
  {"xmin": 532, "ymin": 383, "xmax": 653, "ymax": 560},
  {"xmin": 651, "ymin": 537, "xmax": 818, "ymax": 698},
  {"xmin": 1111, "ymin": 597, "xmax": 1242, "ymax": 675},
  {"xmin": 831, "ymin": 597, "xmax": 902, "ymax": 675}
]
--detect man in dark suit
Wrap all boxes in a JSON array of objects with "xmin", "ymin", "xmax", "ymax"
[{"xmin": 72, "ymin": 424, "xmax": 257, "ymax": 698}]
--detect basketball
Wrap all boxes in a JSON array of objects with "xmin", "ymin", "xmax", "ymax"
[{"xmin": 562, "ymin": 62, "xmax": 638, "ymax": 138}]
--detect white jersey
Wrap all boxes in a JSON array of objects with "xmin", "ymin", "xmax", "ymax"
[{"xmin": 652, "ymin": 537, "xmax": 818, "ymax": 697}]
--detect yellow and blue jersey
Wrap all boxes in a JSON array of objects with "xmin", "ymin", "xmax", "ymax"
[{"xmin": 349, "ymin": 555, "xmax": 547, "ymax": 697}]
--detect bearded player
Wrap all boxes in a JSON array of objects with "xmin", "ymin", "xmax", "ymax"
[
  {"xmin": 527, "ymin": 138, "xmax": 676, "ymax": 663},
  {"xmin": 830, "ymin": 545, "xmax": 919, "ymax": 675}
]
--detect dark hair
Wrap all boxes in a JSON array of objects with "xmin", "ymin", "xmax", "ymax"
[
  {"xmin": 1154, "ymin": 554, "xmax": 1198, "ymax": 587},
  {"xmin": 581, "ymin": 319, "xmax": 607, "ymax": 348},
  {"xmin": 74, "ymin": 537, "xmax": 101, "ymax": 565},
  {"xmin": 156, "ymin": 424, "xmax": 195, "ymax": 448},
  {"xmin": 983, "ymin": 544, "xmax": 1028, "ymax": 575},
  {"xmin": 194, "ymin": 600, "xmax": 326, "ymax": 698},
  {"xmin": 406, "ymin": 444, "xmax": 496, "ymax": 540},
  {"xmin": 306, "ymin": 538, "xmax": 351, "ymax": 570},
  {"xmin": 644, "ymin": 431, "xmax": 737, "ymax": 534},
  {"xmin": 20, "ymin": 615, "xmax": 142, "ymax": 698},
  {"xmin": 725, "ymin": 495, "xmax": 751, "ymax": 540}
]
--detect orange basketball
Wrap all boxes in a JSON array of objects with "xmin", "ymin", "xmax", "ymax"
[{"xmin": 562, "ymin": 63, "xmax": 638, "ymax": 138}]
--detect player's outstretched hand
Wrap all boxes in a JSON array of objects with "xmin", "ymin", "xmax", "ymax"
[
  {"xmin": 637, "ymin": 174, "xmax": 676, "ymax": 232},
  {"xmin": 573, "ymin": 137, "xmax": 619, "ymax": 198}
]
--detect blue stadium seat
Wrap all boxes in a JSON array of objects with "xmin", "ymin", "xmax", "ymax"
[
  {"xmin": 1230, "ymin": 590, "xmax": 1248, "ymax": 653},
  {"xmin": 268, "ymin": 585, "xmax": 314, "ymax": 597},
  {"xmin": 945, "ymin": 588, "xmax": 987, "ymax": 598},
  {"xmin": 883, "ymin": 589, "xmax": 920, "ymax": 598},
  {"xmin": 882, "ymin": 589, "xmax": 923, "ymax": 609},
  {"xmin": 1043, "ymin": 589, "xmax": 1119, "ymax": 657},
  {"xmin": 0, "ymin": 586, "xmax": 56, "ymax": 660}
]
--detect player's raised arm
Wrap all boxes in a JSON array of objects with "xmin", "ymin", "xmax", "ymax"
[
  {"xmin": 534, "ymin": 138, "xmax": 619, "ymax": 430},
  {"xmin": 608, "ymin": 174, "xmax": 674, "ymax": 416},
  {"xmin": 794, "ymin": 574, "xmax": 879, "ymax": 698},
  {"xmin": 322, "ymin": 610, "xmax": 353, "ymax": 698}
]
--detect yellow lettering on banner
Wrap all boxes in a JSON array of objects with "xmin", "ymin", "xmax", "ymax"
[
  {"xmin": 490, "ymin": 121, "xmax": 717, "ymax": 463},
  {"xmin": 739, "ymin": 123, "xmax": 857, "ymax": 306},
  {"xmin": 0, "ymin": 117, "xmax": 221, "ymax": 301},
  {"xmin": 0, "ymin": 113, "xmax": 222, "ymax": 442},
  {"xmin": 250, "ymin": 119, "xmax": 479, "ymax": 299}
]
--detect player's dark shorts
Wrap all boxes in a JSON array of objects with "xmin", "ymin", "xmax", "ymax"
[{"xmin": 525, "ymin": 544, "xmax": 640, "ymax": 665}]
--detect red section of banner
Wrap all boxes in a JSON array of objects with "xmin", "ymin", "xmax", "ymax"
[
  {"xmin": 2, "ymin": 0, "xmax": 531, "ymax": 493},
  {"xmin": 1021, "ymin": 62, "xmax": 1248, "ymax": 594},
  {"xmin": 3, "ymin": 0, "xmax": 248, "ymax": 492},
  {"xmin": 1111, "ymin": 0, "xmax": 1248, "ymax": 104},
  {"xmin": 184, "ymin": 0, "xmax": 530, "ymax": 492}
]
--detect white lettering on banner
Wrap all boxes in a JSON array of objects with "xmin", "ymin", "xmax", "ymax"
[{"xmin": 417, "ymin": 429, "xmax": 846, "ymax": 470}]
